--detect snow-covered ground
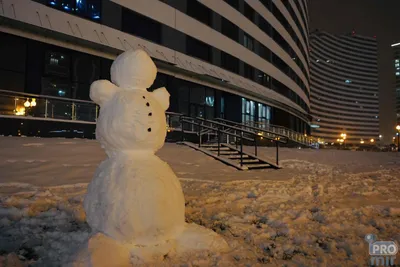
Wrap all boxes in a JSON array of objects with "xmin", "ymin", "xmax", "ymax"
[{"xmin": 0, "ymin": 136, "xmax": 399, "ymax": 266}]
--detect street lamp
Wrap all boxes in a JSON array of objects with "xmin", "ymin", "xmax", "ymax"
[
  {"xmin": 340, "ymin": 133, "xmax": 347, "ymax": 148},
  {"xmin": 396, "ymin": 125, "xmax": 400, "ymax": 152}
]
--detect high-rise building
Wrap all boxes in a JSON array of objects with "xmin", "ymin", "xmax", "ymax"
[
  {"xmin": 392, "ymin": 42, "xmax": 400, "ymax": 125},
  {"xmin": 0, "ymin": 0, "xmax": 311, "ymax": 137},
  {"xmin": 310, "ymin": 30, "xmax": 380, "ymax": 144}
]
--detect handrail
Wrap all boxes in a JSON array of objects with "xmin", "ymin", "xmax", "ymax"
[
  {"xmin": 180, "ymin": 119, "xmax": 253, "ymax": 141},
  {"xmin": 188, "ymin": 116, "xmax": 288, "ymax": 144},
  {"xmin": 179, "ymin": 115, "xmax": 282, "ymax": 166},
  {"xmin": 0, "ymin": 89, "xmax": 95, "ymax": 104},
  {"xmin": 0, "ymin": 89, "xmax": 184, "ymax": 126},
  {"xmin": 209, "ymin": 117, "xmax": 289, "ymax": 143},
  {"xmin": 214, "ymin": 117, "xmax": 313, "ymax": 146}
]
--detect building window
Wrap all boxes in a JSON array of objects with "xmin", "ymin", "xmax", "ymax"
[
  {"xmin": 242, "ymin": 98, "xmax": 256, "ymax": 126},
  {"xmin": 258, "ymin": 17, "xmax": 271, "ymax": 35},
  {"xmin": 41, "ymin": 77, "xmax": 71, "ymax": 98},
  {"xmin": 243, "ymin": 2, "xmax": 255, "ymax": 22},
  {"xmin": 205, "ymin": 88, "xmax": 215, "ymax": 119},
  {"xmin": 256, "ymin": 71, "xmax": 271, "ymax": 87},
  {"xmin": 76, "ymin": 0, "xmax": 101, "ymax": 19},
  {"xmin": 122, "ymin": 8, "xmax": 161, "ymax": 44},
  {"xmin": 259, "ymin": 44, "xmax": 271, "ymax": 61},
  {"xmin": 243, "ymin": 63, "xmax": 254, "ymax": 80},
  {"xmin": 396, "ymin": 72, "xmax": 400, "ymax": 76},
  {"xmin": 258, "ymin": 103, "xmax": 271, "ymax": 127},
  {"xmin": 48, "ymin": 0, "xmax": 74, "ymax": 11},
  {"xmin": 45, "ymin": 51, "xmax": 70, "ymax": 77},
  {"xmin": 224, "ymin": 0, "xmax": 239, "ymax": 10},
  {"xmin": 47, "ymin": 0, "xmax": 101, "ymax": 21},
  {"xmin": 243, "ymin": 33, "xmax": 254, "ymax": 51},
  {"xmin": 186, "ymin": 36, "xmax": 211, "ymax": 63},
  {"xmin": 187, "ymin": 0, "xmax": 212, "ymax": 26},
  {"xmin": 205, "ymin": 89, "xmax": 215, "ymax": 107},
  {"xmin": 221, "ymin": 17, "xmax": 239, "ymax": 42},
  {"xmin": 259, "ymin": 0, "xmax": 272, "ymax": 11},
  {"xmin": 221, "ymin": 51, "xmax": 239, "ymax": 74}
]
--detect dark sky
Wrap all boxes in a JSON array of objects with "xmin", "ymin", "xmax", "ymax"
[{"xmin": 309, "ymin": 0, "xmax": 399, "ymax": 143}]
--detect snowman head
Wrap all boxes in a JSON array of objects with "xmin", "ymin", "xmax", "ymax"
[
  {"xmin": 111, "ymin": 49, "xmax": 157, "ymax": 90},
  {"xmin": 90, "ymin": 49, "xmax": 170, "ymax": 155}
]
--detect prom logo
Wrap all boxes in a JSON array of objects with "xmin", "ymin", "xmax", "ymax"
[{"xmin": 365, "ymin": 234, "xmax": 398, "ymax": 266}]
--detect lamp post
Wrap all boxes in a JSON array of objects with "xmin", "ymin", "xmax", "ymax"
[{"xmin": 396, "ymin": 125, "xmax": 400, "ymax": 152}]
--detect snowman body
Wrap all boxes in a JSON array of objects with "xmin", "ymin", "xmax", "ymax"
[
  {"xmin": 83, "ymin": 51, "xmax": 186, "ymax": 244},
  {"xmin": 72, "ymin": 49, "xmax": 228, "ymax": 266}
]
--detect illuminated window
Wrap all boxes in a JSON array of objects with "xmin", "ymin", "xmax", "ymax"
[
  {"xmin": 76, "ymin": 0, "xmax": 101, "ymax": 20},
  {"xmin": 242, "ymin": 98, "xmax": 256, "ymax": 126},
  {"xmin": 396, "ymin": 72, "xmax": 400, "ymax": 76},
  {"xmin": 345, "ymin": 79, "xmax": 352, "ymax": 84},
  {"xmin": 243, "ymin": 33, "xmax": 254, "ymax": 51},
  {"xmin": 47, "ymin": 0, "xmax": 101, "ymax": 20},
  {"xmin": 48, "ymin": 0, "xmax": 74, "ymax": 11}
]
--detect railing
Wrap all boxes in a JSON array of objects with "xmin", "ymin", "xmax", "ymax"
[
  {"xmin": 215, "ymin": 118, "xmax": 315, "ymax": 147},
  {"xmin": 0, "ymin": 89, "xmax": 182, "ymax": 129},
  {"xmin": 180, "ymin": 116, "xmax": 286, "ymax": 166},
  {"xmin": 0, "ymin": 90, "xmax": 316, "ymax": 147},
  {"xmin": 0, "ymin": 89, "xmax": 99, "ymax": 123}
]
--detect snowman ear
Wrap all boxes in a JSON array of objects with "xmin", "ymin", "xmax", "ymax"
[
  {"xmin": 90, "ymin": 80, "xmax": 120, "ymax": 106},
  {"xmin": 152, "ymin": 87, "xmax": 170, "ymax": 111}
]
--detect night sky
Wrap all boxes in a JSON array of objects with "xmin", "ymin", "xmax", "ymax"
[{"xmin": 309, "ymin": 0, "xmax": 400, "ymax": 143}]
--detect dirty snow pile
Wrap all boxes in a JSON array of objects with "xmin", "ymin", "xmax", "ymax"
[{"xmin": 1, "ymin": 156, "xmax": 399, "ymax": 266}]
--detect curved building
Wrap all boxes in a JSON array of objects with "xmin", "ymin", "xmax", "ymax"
[
  {"xmin": 392, "ymin": 42, "xmax": 400, "ymax": 125},
  {"xmin": 0, "ymin": 0, "xmax": 310, "ymax": 134},
  {"xmin": 310, "ymin": 30, "xmax": 379, "ymax": 144}
]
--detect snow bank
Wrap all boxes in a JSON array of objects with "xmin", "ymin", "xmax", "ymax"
[{"xmin": 0, "ymin": 137, "xmax": 399, "ymax": 265}]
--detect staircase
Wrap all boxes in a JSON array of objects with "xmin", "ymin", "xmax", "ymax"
[
  {"xmin": 179, "ymin": 116, "xmax": 285, "ymax": 170},
  {"xmin": 181, "ymin": 142, "xmax": 280, "ymax": 170}
]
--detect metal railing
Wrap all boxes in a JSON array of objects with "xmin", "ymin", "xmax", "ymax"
[
  {"xmin": 0, "ymin": 89, "xmax": 99, "ymax": 123},
  {"xmin": 0, "ymin": 89, "xmax": 182, "ymax": 129},
  {"xmin": 180, "ymin": 116, "xmax": 287, "ymax": 166},
  {"xmin": 0, "ymin": 90, "xmax": 316, "ymax": 147},
  {"xmin": 215, "ymin": 118, "xmax": 316, "ymax": 147}
]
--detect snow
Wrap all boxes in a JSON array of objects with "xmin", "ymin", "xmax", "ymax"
[
  {"xmin": 0, "ymin": 136, "xmax": 400, "ymax": 266},
  {"xmin": 70, "ymin": 49, "xmax": 229, "ymax": 265}
]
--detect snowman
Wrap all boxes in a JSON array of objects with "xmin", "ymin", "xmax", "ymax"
[{"xmin": 71, "ymin": 49, "xmax": 229, "ymax": 266}]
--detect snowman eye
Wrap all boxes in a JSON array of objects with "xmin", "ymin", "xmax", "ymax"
[
  {"xmin": 148, "ymin": 128, "xmax": 152, "ymax": 132},
  {"xmin": 148, "ymin": 112, "xmax": 152, "ymax": 116}
]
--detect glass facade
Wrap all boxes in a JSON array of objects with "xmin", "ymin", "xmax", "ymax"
[
  {"xmin": 42, "ymin": 0, "xmax": 310, "ymax": 114},
  {"xmin": 241, "ymin": 98, "xmax": 271, "ymax": 127},
  {"xmin": 1, "ymin": 0, "xmax": 314, "ymax": 134},
  {"xmin": 242, "ymin": 98, "xmax": 256, "ymax": 126},
  {"xmin": 47, "ymin": 0, "xmax": 101, "ymax": 21}
]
